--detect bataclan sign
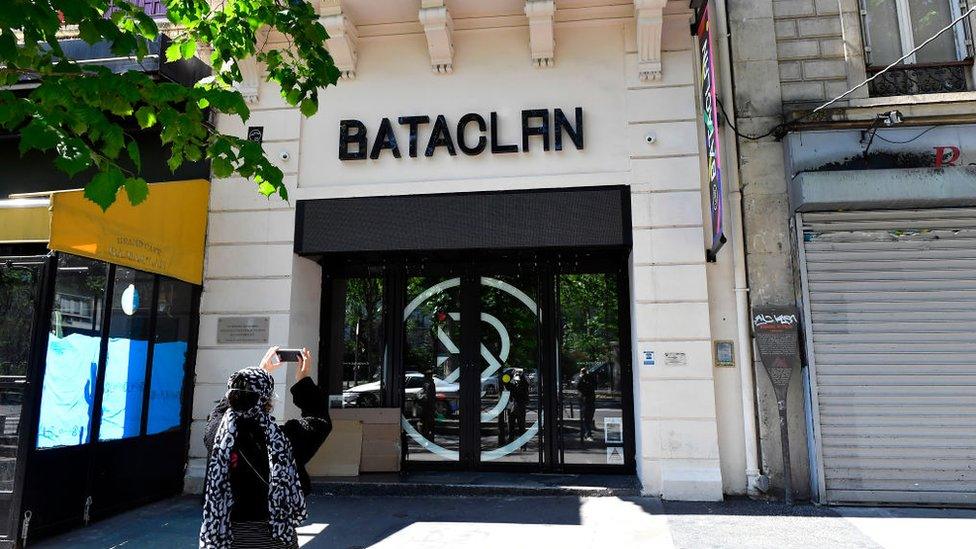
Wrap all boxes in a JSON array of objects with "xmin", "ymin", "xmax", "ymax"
[{"xmin": 338, "ymin": 107, "xmax": 584, "ymax": 160}]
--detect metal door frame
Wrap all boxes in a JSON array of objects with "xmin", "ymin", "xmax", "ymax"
[{"xmin": 794, "ymin": 212, "xmax": 829, "ymax": 504}]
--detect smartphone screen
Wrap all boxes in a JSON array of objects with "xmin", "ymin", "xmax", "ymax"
[{"xmin": 276, "ymin": 349, "xmax": 303, "ymax": 362}]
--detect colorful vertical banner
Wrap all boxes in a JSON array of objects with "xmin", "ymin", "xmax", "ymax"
[{"xmin": 697, "ymin": 6, "xmax": 726, "ymax": 260}]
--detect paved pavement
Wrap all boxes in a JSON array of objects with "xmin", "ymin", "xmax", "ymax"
[{"xmin": 36, "ymin": 494, "xmax": 976, "ymax": 549}]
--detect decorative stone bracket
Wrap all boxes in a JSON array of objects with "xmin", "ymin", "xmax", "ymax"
[
  {"xmin": 419, "ymin": 0, "xmax": 454, "ymax": 74},
  {"xmin": 235, "ymin": 56, "xmax": 261, "ymax": 103},
  {"xmin": 317, "ymin": 1, "xmax": 358, "ymax": 80},
  {"xmin": 525, "ymin": 0, "xmax": 555, "ymax": 68},
  {"xmin": 634, "ymin": 0, "xmax": 667, "ymax": 81}
]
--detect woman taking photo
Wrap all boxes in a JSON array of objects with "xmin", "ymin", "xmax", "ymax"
[{"xmin": 200, "ymin": 346, "xmax": 331, "ymax": 549}]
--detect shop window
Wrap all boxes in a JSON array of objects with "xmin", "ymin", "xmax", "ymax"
[
  {"xmin": 145, "ymin": 278, "xmax": 193, "ymax": 434},
  {"xmin": 558, "ymin": 272, "xmax": 625, "ymax": 465},
  {"xmin": 99, "ymin": 267, "xmax": 155, "ymax": 440},
  {"xmin": 328, "ymin": 277, "xmax": 385, "ymax": 408},
  {"xmin": 36, "ymin": 255, "xmax": 109, "ymax": 449},
  {"xmin": 861, "ymin": 0, "xmax": 974, "ymax": 96}
]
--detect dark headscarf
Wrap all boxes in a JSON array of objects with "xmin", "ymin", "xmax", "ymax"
[{"xmin": 199, "ymin": 367, "xmax": 306, "ymax": 548}]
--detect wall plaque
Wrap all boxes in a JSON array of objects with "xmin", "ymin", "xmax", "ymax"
[
  {"xmin": 714, "ymin": 340, "xmax": 735, "ymax": 368},
  {"xmin": 753, "ymin": 307, "xmax": 800, "ymax": 399},
  {"xmin": 217, "ymin": 316, "xmax": 270, "ymax": 344}
]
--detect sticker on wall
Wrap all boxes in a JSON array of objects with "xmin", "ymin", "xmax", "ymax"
[
  {"xmin": 606, "ymin": 446, "xmax": 624, "ymax": 465},
  {"xmin": 641, "ymin": 349, "xmax": 655, "ymax": 367},
  {"xmin": 604, "ymin": 417, "xmax": 623, "ymax": 444},
  {"xmin": 663, "ymin": 352, "xmax": 687, "ymax": 367},
  {"xmin": 714, "ymin": 340, "xmax": 735, "ymax": 368}
]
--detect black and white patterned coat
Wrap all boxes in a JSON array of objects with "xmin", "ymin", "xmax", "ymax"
[{"xmin": 201, "ymin": 371, "xmax": 332, "ymax": 549}]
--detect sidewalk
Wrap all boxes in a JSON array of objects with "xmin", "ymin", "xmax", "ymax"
[{"xmin": 36, "ymin": 494, "xmax": 976, "ymax": 549}]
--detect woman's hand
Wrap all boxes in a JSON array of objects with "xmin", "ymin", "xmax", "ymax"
[
  {"xmin": 259, "ymin": 345, "xmax": 283, "ymax": 373},
  {"xmin": 296, "ymin": 347, "xmax": 312, "ymax": 382}
]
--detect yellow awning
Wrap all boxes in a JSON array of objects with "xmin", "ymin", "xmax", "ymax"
[
  {"xmin": 0, "ymin": 199, "xmax": 51, "ymax": 243},
  {"xmin": 49, "ymin": 179, "xmax": 210, "ymax": 284}
]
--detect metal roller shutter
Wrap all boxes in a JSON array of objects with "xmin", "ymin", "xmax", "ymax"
[{"xmin": 798, "ymin": 208, "xmax": 976, "ymax": 506}]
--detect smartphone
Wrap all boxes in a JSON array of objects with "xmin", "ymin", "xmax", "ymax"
[{"xmin": 276, "ymin": 348, "xmax": 304, "ymax": 362}]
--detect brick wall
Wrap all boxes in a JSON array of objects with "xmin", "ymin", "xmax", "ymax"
[{"xmin": 773, "ymin": 0, "xmax": 849, "ymax": 105}]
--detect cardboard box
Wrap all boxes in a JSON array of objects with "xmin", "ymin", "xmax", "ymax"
[
  {"xmin": 330, "ymin": 408, "xmax": 402, "ymax": 473},
  {"xmin": 360, "ymin": 423, "xmax": 401, "ymax": 472},
  {"xmin": 305, "ymin": 419, "xmax": 362, "ymax": 477}
]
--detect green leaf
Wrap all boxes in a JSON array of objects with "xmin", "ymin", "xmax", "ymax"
[
  {"xmin": 257, "ymin": 181, "xmax": 276, "ymax": 197},
  {"xmin": 124, "ymin": 177, "xmax": 149, "ymax": 206},
  {"xmin": 165, "ymin": 41, "xmax": 182, "ymax": 63},
  {"xmin": 84, "ymin": 168, "xmax": 124, "ymax": 211},
  {"xmin": 0, "ymin": 30, "xmax": 19, "ymax": 60},
  {"xmin": 211, "ymin": 157, "xmax": 234, "ymax": 178},
  {"xmin": 54, "ymin": 137, "xmax": 93, "ymax": 177},
  {"xmin": 180, "ymin": 40, "xmax": 197, "ymax": 60},
  {"xmin": 299, "ymin": 98, "xmax": 317, "ymax": 117},
  {"xmin": 135, "ymin": 106, "xmax": 156, "ymax": 129},
  {"xmin": 126, "ymin": 141, "xmax": 142, "ymax": 172},
  {"xmin": 284, "ymin": 89, "xmax": 301, "ymax": 106},
  {"xmin": 19, "ymin": 120, "xmax": 59, "ymax": 154},
  {"xmin": 77, "ymin": 20, "xmax": 102, "ymax": 45}
]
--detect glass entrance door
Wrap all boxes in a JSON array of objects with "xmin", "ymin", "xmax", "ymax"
[
  {"xmin": 402, "ymin": 273, "xmax": 543, "ymax": 467},
  {"xmin": 323, "ymin": 257, "xmax": 633, "ymax": 473},
  {"xmin": 477, "ymin": 274, "xmax": 542, "ymax": 465},
  {"xmin": 0, "ymin": 254, "xmax": 46, "ymax": 545}
]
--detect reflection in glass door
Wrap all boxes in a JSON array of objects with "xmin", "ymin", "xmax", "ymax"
[
  {"xmin": 0, "ymin": 254, "xmax": 46, "ymax": 542},
  {"xmin": 401, "ymin": 274, "xmax": 544, "ymax": 466},
  {"xmin": 478, "ymin": 275, "xmax": 541, "ymax": 464},
  {"xmin": 402, "ymin": 277, "xmax": 462, "ymax": 462},
  {"xmin": 557, "ymin": 272, "xmax": 626, "ymax": 466}
]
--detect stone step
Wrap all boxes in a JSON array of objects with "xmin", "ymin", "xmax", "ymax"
[{"xmin": 311, "ymin": 472, "xmax": 641, "ymax": 498}]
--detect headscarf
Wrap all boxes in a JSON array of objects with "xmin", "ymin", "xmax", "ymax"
[{"xmin": 199, "ymin": 367, "xmax": 307, "ymax": 548}]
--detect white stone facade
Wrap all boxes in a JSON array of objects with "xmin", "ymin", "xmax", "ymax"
[{"xmin": 188, "ymin": 0, "xmax": 750, "ymax": 501}]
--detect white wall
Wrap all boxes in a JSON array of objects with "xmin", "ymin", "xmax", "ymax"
[{"xmin": 189, "ymin": 1, "xmax": 741, "ymax": 501}]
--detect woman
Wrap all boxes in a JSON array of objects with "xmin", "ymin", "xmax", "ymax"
[{"xmin": 200, "ymin": 346, "xmax": 332, "ymax": 548}]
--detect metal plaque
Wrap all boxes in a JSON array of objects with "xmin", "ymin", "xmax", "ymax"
[
  {"xmin": 752, "ymin": 307, "xmax": 800, "ymax": 400},
  {"xmin": 217, "ymin": 316, "xmax": 270, "ymax": 344},
  {"xmin": 752, "ymin": 305, "xmax": 802, "ymax": 505}
]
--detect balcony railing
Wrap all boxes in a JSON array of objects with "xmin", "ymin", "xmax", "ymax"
[{"xmin": 867, "ymin": 60, "xmax": 973, "ymax": 97}]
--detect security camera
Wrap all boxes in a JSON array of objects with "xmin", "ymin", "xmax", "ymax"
[
  {"xmin": 645, "ymin": 132, "xmax": 657, "ymax": 144},
  {"xmin": 279, "ymin": 151, "xmax": 291, "ymax": 162}
]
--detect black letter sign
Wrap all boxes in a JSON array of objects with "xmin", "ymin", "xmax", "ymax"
[
  {"xmin": 370, "ymin": 117, "xmax": 402, "ymax": 159},
  {"xmin": 521, "ymin": 109, "xmax": 550, "ymax": 152},
  {"xmin": 554, "ymin": 107, "xmax": 584, "ymax": 151},
  {"xmin": 398, "ymin": 115, "xmax": 430, "ymax": 158},
  {"xmin": 456, "ymin": 113, "xmax": 488, "ymax": 155},
  {"xmin": 425, "ymin": 115, "xmax": 457, "ymax": 157},
  {"xmin": 490, "ymin": 111, "xmax": 519, "ymax": 154},
  {"xmin": 339, "ymin": 119, "xmax": 368, "ymax": 160}
]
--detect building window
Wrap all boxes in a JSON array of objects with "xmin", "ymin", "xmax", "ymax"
[
  {"xmin": 99, "ymin": 267, "xmax": 156, "ymax": 440},
  {"xmin": 36, "ymin": 255, "xmax": 197, "ymax": 448},
  {"xmin": 131, "ymin": 1, "xmax": 167, "ymax": 18},
  {"xmin": 861, "ymin": 0, "xmax": 974, "ymax": 96}
]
